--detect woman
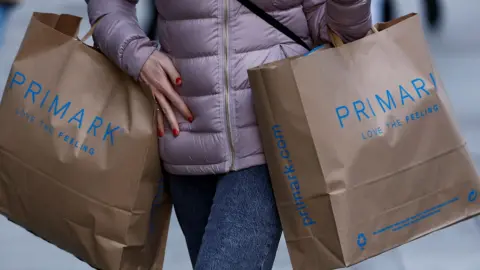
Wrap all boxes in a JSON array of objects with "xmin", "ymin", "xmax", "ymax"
[{"xmin": 87, "ymin": 0, "xmax": 371, "ymax": 269}]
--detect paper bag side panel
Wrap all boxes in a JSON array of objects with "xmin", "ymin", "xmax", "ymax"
[
  {"xmin": 126, "ymin": 79, "xmax": 162, "ymax": 244},
  {"xmin": 248, "ymin": 62, "xmax": 345, "ymax": 269},
  {"xmin": 121, "ymin": 193, "xmax": 173, "ymax": 270},
  {"xmin": 148, "ymin": 198, "xmax": 172, "ymax": 270}
]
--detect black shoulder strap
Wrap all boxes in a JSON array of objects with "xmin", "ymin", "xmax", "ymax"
[{"xmin": 237, "ymin": 0, "xmax": 311, "ymax": 50}]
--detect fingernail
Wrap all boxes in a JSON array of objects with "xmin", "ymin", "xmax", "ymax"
[
  {"xmin": 175, "ymin": 77, "xmax": 182, "ymax": 86},
  {"xmin": 187, "ymin": 116, "xmax": 193, "ymax": 123},
  {"xmin": 157, "ymin": 130, "xmax": 163, "ymax": 137},
  {"xmin": 173, "ymin": 129, "xmax": 179, "ymax": 137}
]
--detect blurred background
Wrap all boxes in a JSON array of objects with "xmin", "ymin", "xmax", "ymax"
[{"xmin": 0, "ymin": 0, "xmax": 479, "ymax": 269}]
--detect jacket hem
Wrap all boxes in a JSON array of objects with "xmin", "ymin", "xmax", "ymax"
[{"xmin": 163, "ymin": 153, "xmax": 266, "ymax": 176}]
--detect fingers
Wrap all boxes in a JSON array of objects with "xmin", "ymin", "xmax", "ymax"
[
  {"xmin": 153, "ymin": 91, "xmax": 180, "ymax": 137},
  {"xmin": 141, "ymin": 51, "xmax": 194, "ymax": 125},
  {"xmin": 157, "ymin": 53, "xmax": 182, "ymax": 86},
  {"xmin": 156, "ymin": 75, "xmax": 193, "ymax": 122},
  {"xmin": 156, "ymin": 106, "xmax": 165, "ymax": 137}
]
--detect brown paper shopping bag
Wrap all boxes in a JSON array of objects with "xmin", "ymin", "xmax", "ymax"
[
  {"xmin": 248, "ymin": 13, "xmax": 480, "ymax": 269},
  {"xmin": 0, "ymin": 13, "xmax": 171, "ymax": 270}
]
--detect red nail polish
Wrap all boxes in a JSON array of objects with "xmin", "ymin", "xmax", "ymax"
[
  {"xmin": 187, "ymin": 116, "xmax": 193, "ymax": 123},
  {"xmin": 175, "ymin": 77, "xmax": 182, "ymax": 86},
  {"xmin": 157, "ymin": 130, "xmax": 163, "ymax": 137},
  {"xmin": 173, "ymin": 129, "xmax": 179, "ymax": 137}
]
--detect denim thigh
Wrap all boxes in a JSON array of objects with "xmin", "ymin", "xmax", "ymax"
[
  {"xmin": 167, "ymin": 165, "xmax": 282, "ymax": 269},
  {"xmin": 194, "ymin": 165, "xmax": 282, "ymax": 270},
  {"xmin": 167, "ymin": 173, "xmax": 217, "ymax": 266}
]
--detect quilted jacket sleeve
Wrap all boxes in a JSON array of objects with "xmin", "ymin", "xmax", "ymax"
[
  {"xmin": 87, "ymin": 0, "xmax": 157, "ymax": 80},
  {"xmin": 303, "ymin": 0, "xmax": 372, "ymax": 45}
]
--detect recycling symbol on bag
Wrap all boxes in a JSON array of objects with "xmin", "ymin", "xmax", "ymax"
[
  {"xmin": 468, "ymin": 189, "xmax": 478, "ymax": 202},
  {"xmin": 357, "ymin": 233, "xmax": 367, "ymax": 251}
]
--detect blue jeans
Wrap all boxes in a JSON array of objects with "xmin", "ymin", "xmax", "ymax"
[{"xmin": 167, "ymin": 165, "xmax": 282, "ymax": 269}]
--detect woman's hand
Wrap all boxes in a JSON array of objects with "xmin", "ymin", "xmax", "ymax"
[{"xmin": 139, "ymin": 51, "xmax": 193, "ymax": 137}]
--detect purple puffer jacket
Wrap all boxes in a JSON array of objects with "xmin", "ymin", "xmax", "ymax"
[{"xmin": 87, "ymin": 0, "xmax": 372, "ymax": 175}]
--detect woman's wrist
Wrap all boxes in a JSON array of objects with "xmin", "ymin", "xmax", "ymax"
[{"xmin": 120, "ymin": 37, "xmax": 158, "ymax": 80}]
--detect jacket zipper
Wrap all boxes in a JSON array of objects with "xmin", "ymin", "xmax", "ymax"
[{"xmin": 223, "ymin": 0, "xmax": 235, "ymax": 171}]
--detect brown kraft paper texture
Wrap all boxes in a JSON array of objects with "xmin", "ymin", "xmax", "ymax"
[
  {"xmin": 248, "ymin": 13, "xmax": 480, "ymax": 269},
  {"xmin": 0, "ymin": 13, "xmax": 171, "ymax": 270}
]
